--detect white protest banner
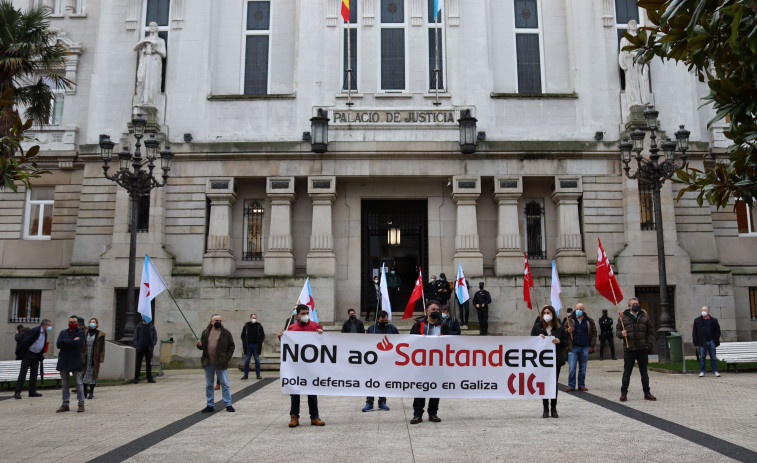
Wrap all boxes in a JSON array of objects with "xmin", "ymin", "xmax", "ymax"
[{"xmin": 280, "ymin": 332, "xmax": 556, "ymax": 399}]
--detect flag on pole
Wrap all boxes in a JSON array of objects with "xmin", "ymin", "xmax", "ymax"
[
  {"xmin": 455, "ymin": 263, "xmax": 469, "ymax": 304},
  {"xmin": 341, "ymin": 0, "xmax": 350, "ymax": 22},
  {"xmin": 550, "ymin": 260, "xmax": 563, "ymax": 315},
  {"xmin": 404, "ymin": 268, "xmax": 424, "ymax": 319},
  {"xmin": 523, "ymin": 253, "xmax": 534, "ymax": 310},
  {"xmin": 379, "ymin": 264, "xmax": 392, "ymax": 320},
  {"xmin": 137, "ymin": 254, "xmax": 167, "ymax": 323},
  {"xmin": 434, "ymin": 0, "xmax": 442, "ymax": 16},
  {"xmin": 595, "ymin": 238, "xmax": 624, "ymax": 305},
  {"xmin": 298, "ymin": 277, "xmax": 319, "ymax": 323}
]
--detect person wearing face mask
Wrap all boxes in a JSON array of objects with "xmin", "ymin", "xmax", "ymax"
[
  {"xmin": 472, "ymin": 282, "xmax": 491, "ymax": 335},
  {"xmin": 441, "ymin": 306, "xmax": 461, "ymax": 335},
  {"xmin": 14, "ymin": 319, "xmax": 52, "ymax": 400},
  {"xmin": 531, "ymin": 305, "xmax": 568, "ymax": 418},
  {"xmin": 56, "ymin": 315, "xmax": 86, "ymax": 412},
  {"xmin": 692, "ymin": 306, "xmax": 721, "ymax": 377},
  {"xmin": 617, "ymin": 297, "xmax": 656, "ymax": 401},
  {"xmin": 241, "ymin": 313, "xmax": 266, "ymax": 380},
  {"xmin": 564, "ymin": 302, "xmax": 597, "ymax": 392},
  {"xmin": 433, "ymin": 273, "xmax": 452, "ymax": 310},
  {"xmin": 386, "ymin": 268, "xmax": 402, "ymax": 309},
  {"xmin": 409, "ymin": 300, "xmax": 449, "ymax": 424},
  {"xmin": 82, "ymin": 318, "xmax": 106, "ymax": 399},
  {"xmin": 362, "ymin": 310, "xmax": 399, "ymax": 412},
  {"xmin": 366, "ymin": 275, "xmax": 381, "ymax": 321},
  {"xmin": 341, "ymin": 308, "xmax": 365, "ymax": 334},
  {"xmin": 598, "ymin": 309, "xmax": 616, "ymax": 361},
  {"xmin": 280, "ymin": 304, "xmax": 325, "ymax": 427},
  {"xmin": 197, "ymin": 314, "xmax": 236, "ymax": 412},
  {"xmin": 132, "ymin": 314, "xmax": 158, "ymax": 384}
]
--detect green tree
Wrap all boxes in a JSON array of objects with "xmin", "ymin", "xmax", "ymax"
[
  {"xmin": 626, "ymin": 0, "xmax": 757, "ymax": 208},
  {"xmin": 0, "ymin": 0, "xmax": 71, "ymax": 189}
]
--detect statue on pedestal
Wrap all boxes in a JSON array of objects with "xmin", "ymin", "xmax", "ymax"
[
  {"xmin": 134, "ymin": 22, "xmax": 166, "ymax": 107},
  {"xmin": 619, "ymin": 20, "xmax": 650, "ymax": 108}
]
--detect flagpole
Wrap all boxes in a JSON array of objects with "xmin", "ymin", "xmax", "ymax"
[
  {"xmin": 164, "ymin": 288, "xmax": 198, "ymax": 341},
  {"xmin": 433, "ymin": 1, "xmax": 441, "ymax": 106},
  {"xmin": 609, "ymin": 282, "xmax": 630, "ymax": 348},
  {"xmin": 346, "ymin": 13, "xmax": 353, "ymax": 107}
]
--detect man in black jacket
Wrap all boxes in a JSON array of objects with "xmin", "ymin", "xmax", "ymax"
[
  {"xmin": 472, "ymin": 282, "xmax": 491, "ymax": 335},
  {"xmin": 132, "ymin": 316, "xmax": 158, "ymax": 384},
  {"xmin": 14, "ymin": 319, "xmax": 52, "ymax": 400},
  {"xmin": 692, "ymin": 306, "xmax": 721, "ymax": 377},
  {"xmin": 241, "ymin": 313, "xmax": 265, "ymax": 380},
  {"xmin": 409, "ymin": 300, "xmax": 449, "ymax": 424},
  {"xmin": 341, "ymin": 308, "xmax": 365, "ymax": 334},
  {"xmin": 56, "ymin": 315, "xmax": 85, "ymax": 412},
  {"xmin": 598, "ymin": 309, "xmax": 616, "ymax": 360}
]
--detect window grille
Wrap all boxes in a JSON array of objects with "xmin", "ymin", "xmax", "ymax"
[
  {"xmin": 10, "ymin": 290, "xmax": 41, "ymax": 323},
  {"xmin": 243, "ymin": 201, "xmax": 264, "ymax": 261},
  {"xmin": 524, "ymin": 200, "xmax": 546, "ymax": 259}
]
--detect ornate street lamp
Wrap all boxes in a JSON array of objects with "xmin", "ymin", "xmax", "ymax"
[
  {"xmin": 99, "ymin": 114, "xmax": 173, "ymax": 341},
  {"xmin": 310, "ymin": 108, "xmax": 329, "ymax": 153},
  {"xmin": 458, "ymin": 109, "xmax": 477, "ymax": 154},
  {"xmin": 619, "ymin": 105, "xmax": 689, "ymax": 362}
]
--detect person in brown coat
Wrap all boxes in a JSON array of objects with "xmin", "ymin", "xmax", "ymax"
[
  {"xmin": 617, "ymin": 297, "xmax": 657, "ymax": 402},
  {"xmin": 196, "ymin": 314, "xmax": 236, "ymax": 413},
  {"xmin": 82, "ymin": 318, "xmax": 105, "ymax": 399}
]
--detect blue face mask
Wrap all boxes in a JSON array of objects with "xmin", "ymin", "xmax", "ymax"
[
  {"xmin": 46, "ymin": 326, "xmax": 52, "ymax": 332},
  {"xmin": 89, "ymin": 323, "xmax": 96, "ymax": 329},
  {"xmin": 441, "ymin": 313, "xmax": 448, "ymax": 319},
  {"xmin": 575, "ymin": 309, "xmax": 583, "ymax": 318}
]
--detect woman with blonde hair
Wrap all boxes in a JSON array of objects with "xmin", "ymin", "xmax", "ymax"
[{"xmin": 530, "ymin": 305, "xmax": 568, "ymax": 418}]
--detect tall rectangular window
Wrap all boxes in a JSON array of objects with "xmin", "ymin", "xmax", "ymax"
[
  {"xmin": 342, "ymin": 1, "xmax": 358, "ymax": 91},
  {"xmin": 42, "ymin": 76, "xmax": 64, "ymax": 126},
  {"xmin": 639, "ymin": 179, "xmax": 656, "ymax": 230},
  {"xmin": 524, "ymin": 199, "xmax": 546, "ymax": 259},
  {"xmin": 427, "ymin": 0, "xmax": 444, "ymax": 90},
  {"xmin": 144, "ymin": 0, "xmax": 170, "ymax": 93},
  {"xmin": 514, "ymin": 0, "xmax": 542, "ymax": 94},
  {"xmin": 243, "ymin": 1, "xmax": 271, "ymax": 95},
  {"xmin": 24, "ymin": 187, "xmax": 54, "ymax": 239},
  {"xmin": 243, "ymin": 200, "xmax": 264, "ymax": 261},
  {"xmin": 736, "ymin": 200, "xmax": 756, "ymax": 235},
  {"xmin": 750, "ymin": 287, "xmax": 757, "ymax": 320},
  {"xmin": 10, "ymin": 290, "xmax": 41, "ymax": 323},
  {"xmin": 380, "ymin": 0, "xmax": 406, "ymax": 91}
]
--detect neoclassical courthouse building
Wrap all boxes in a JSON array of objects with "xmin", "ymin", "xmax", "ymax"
[{"xmin": 2, "ymin": 0, "xmax": 756, "ymax": 364}]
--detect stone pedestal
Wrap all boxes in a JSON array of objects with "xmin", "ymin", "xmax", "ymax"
[
  {"xmin": 202, "ymin": 179, "xmax": 236, "ymax": 276},
  {"xmin": 551, "ymin": 177, "xmax": 586, "ymax": 274},
  {"xmin": 307, "ymin": 176, "xmax": 336, "ymax": 276},
  {"xmin": 264, "ymin": 177, "xmax": 296, "ymax": 276},
  {"xmin": 493, "ymin": 177, "xmax": 524, "ymax": 275},
  {"xmin": 452, "ymin": 176, "xmax": 483, "ymax": 275}
]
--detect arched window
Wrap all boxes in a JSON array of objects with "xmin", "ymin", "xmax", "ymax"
[
  {"xmin": 243, "ymin": 200, "xmax": 264, "ymax": 260},
  {"xmin": 524, "ymin": 200, "xmax": 546, "ymax": 259}
]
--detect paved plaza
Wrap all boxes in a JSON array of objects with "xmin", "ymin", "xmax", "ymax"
[{"xmin": 1, "ymin": 359, "xmax": 755, "ymax": 463}]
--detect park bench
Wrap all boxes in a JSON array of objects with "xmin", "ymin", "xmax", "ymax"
[
  {"xmin": 716, "ymin": 341, "xmax": 757, "ymax": 373},
  {"xmin": 0, "ymin": 358, "xmax": 62, "ymax": 390}
]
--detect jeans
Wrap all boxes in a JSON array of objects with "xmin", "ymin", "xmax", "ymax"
[
  {"xmin": 204, "ymin": 365, "xmax": 232, "ymax": 407},
  {"xmin": 60, "ymin": 370, "xmax": 85, "ymax": 406},
  {"xmin": 567, "ymin": 346, "xmax": 589, "ymax": 389},
  {"xmin": 621, "ymin": 349, "xmax": 650, "ymax": 394},
  {"xmin": 244, "ymin": 344, "xmax": 261, "ymax": 377},
  {"xmin": 698, "ymin": 340, "xmax": 718, "ymax": 373},
  {"xmin": 135, "ymin": 350, "xmax": 153, "ymax": 380},
  {"xmin": 412, "ymin": 397, "xmax": 439, "ymax": 417},
  {"xmin": 599, "ymin": 333, "xmax": 615, "ymax": 359},
  {"xmin": 15, "ymin": 351, "xmax": 41, "ymax": 395},
  {"xmin": 290, "ymin": 394, "xmax": 319, "ymax": 419},
  {"xmin": 476, "ymin": 307, "xmax": 488, "ymax": 335}
]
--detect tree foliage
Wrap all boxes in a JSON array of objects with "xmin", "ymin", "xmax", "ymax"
[{"xmin": 625, "ymin": 0, "xmax": 757, "ymax": 208}]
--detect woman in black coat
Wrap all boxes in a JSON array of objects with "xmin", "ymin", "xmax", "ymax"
[{"xmin": 530, "ymin": 305, "xmax": 568, "ymax": 418}]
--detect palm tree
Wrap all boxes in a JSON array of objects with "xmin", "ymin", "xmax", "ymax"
[{"xmin": 0, "ymin": 0, "xmax": 71, "ymax": 140}]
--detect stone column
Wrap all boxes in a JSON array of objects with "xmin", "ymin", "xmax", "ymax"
[
  {"xmin": 551, "ymin": 177, "xmax": 586, "ymax": 273},
  {"xmin": 493, "ymin": 177, "xmax": 523, "ymax": 275},
  {"xmin": 452, "ymin": 176, "xmax": 483, "ymax": 276},
  {"xmin": 202, "ymin": 179, "xmax": 237, "ymax": 276},
  {"xmin": 307, "ymin": 176, "xmax": 336, "ymax": 276},
  {"xmin": 264, "ymin": 177, "xmax": 296, "ymax": 276}
]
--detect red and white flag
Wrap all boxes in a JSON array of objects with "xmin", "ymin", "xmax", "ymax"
[
  {"xmin": 595, "ymin": 239, "xmax": 623, "ymax": 305},
  {"xmin": 403, "ymin": 268, "xmax": 424, "ymax": 319},
  {"xmin": 523, "ymin": 253, "xmax": 534, "ymax": 310}
]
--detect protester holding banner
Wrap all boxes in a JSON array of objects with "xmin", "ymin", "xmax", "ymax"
[
  {"xmin": 409, "ymin": 300, "xmax": 449, "ymax": 424},
  {"xmin": 132, "ymin": 315, "xmax": 158, "ymax": 384},
  {"xmin": 197, "ymin": 314, "xmax": 236, "ymax": 413},
  {"xmin": 283, "ymin": 304, "xmax": 326, "ymax": 427},
  {"xmin": 617, "ymin": 297, "xmax": 656, "ymax": 402},
  {"xmin": 531, "ymin": 305, "xmax": 568, "ymax": 418},
  {"xmin": 341, "ymin": 308, "xmax": 365, "ymax": 334},
  {"xmin": 441, "ymin": 306, "xmax": 461, "ymax": 335},
  {"xmin": 472, "ymin": 282, "xmax": 491, "ymax": 335},
  {"xmin": 362, "ymin": 310, "xmax": 398, "ymax": 412}
]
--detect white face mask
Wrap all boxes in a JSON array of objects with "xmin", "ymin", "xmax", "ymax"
[
  {"xmin": 543, "ymin": 314, "xmax": 553, "ymax": 322},
  {"xmin": 701, "ymin": 311, "xmax": 708, "ymax": 317},
  {"xmin": 300, "ymin": 315, "xmax": 309, "ymax": 324},
  {"xmin": 251, "ymin": 318, "xmax": 257, "ymax": 324}
]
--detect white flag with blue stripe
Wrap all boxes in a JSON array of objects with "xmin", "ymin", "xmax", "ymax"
[
  {"xmin": 455, "ymin": 263, "xmax": 469, "ymax": 304},
  {"xmin": 137, "ymin": 254, "xmax": 167, "ymax": 323}
]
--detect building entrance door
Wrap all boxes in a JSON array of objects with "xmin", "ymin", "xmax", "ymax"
[
  {"xmin": 361, "ymin": 200, "xmax": 428, "ymax": 320},
  {"xmin": 635, "ymin": 286, "xmax": 676, "ymax": 354}
]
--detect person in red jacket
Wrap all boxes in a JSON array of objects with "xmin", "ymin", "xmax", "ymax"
[{"xmin": 279, "ymin": 304, "xmax": 325, "ymax": 428}]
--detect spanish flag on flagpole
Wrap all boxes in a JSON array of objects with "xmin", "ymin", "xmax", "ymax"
[{"xmin": 341, "ymin": 0, "xmax": 350, "ymax": 22}]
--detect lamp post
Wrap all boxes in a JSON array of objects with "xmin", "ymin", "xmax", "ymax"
[
  {"xmin": 99, "ymin": 115, "xmax": 173, "ymax": 341},
  {"xmin": 619, "ymin": 105, "xmax": 689, "ymax": 362}
]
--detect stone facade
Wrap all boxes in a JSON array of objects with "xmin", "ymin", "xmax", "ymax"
[{"xmin": 2, "ymin": 0, "xmax": 756, "ymax": 364}]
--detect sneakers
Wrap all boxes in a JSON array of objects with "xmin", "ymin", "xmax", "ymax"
[
  {"xmin": 226, "ymin": 406, "xmax": 235, "ymax": 412},
  {"xmin": 428, "ymin": 415, "xmax": 441, "ymax": 422},
  {"xmin": 310, "ymin": 418, "xmax": 325, "ymax": 426},
  {"xmin": 288, "ymin": 414, "xmax": 299, "ymax": 427},
  {"xmin": 699, "ymin": 372, "xmax": 705, "ymax": 377},
  {"xmin": 644, "ymin": 393, "xmax": 657, "ymax": 401},
  {"xmin": 410, "ymin": 416, "xmax": 423, "ymax": 424},
  {"xmin": 714, "ymin": 372, "xmax": 721, "ymax": 377},
  {"xmin": 56, "ymin": 405, "xmax": 70, "ymax": 413},
  {"xmin": 564, "ymin": 387, "xmax": 574, "ymax": 392},
  {"xmin": 201, "ymin": 406, "xmax": 214, "ymax": 413},
  {"xmin": 362, "ymin": 402, "xmax": 374, "ymax": 412},
  {"xmin": 77, "ymin": 404, "xmax": 85, "ymax": 413},
  {"xmin": 619, "ymin": 394, "xmax": 627, "ymax": 402},
  {"xmin": 378, "ymin": 402, "xmax": 390, "ymax": 411}
]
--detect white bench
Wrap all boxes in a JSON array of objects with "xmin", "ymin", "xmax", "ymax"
[
  {"xmin": 0, "ymin": 358, "xmax": 62, "ymax": 390},
  {"xmin": 716, "ymin": 341, "xmax": 757, "ymax": 373}
]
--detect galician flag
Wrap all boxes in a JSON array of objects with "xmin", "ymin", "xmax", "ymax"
[
  {"xmin": 341, "ymin": 0, "xmax": 350, "ymax": 22},
  {"xmin": 455, "ymin": 263, "xmax": 469, "ymax": 304},
  {"xmin": 137, "ymin": 254, "xmax": 167, "ymax": 323},
  {"xmin": 523, "ymin": 253, "xmax": 534, "ymax": 310},
  {"xmin": 299, "ymin": 277, "xmax": 319, "ymax": 323},
  {"xmin": 434, "ymin": 0, "xmax": 442, "ymax": 15},
  {"xmin": 595, "ymin": 239, "xmax": 623, "ymax": 305},
  {"xmin": 404, "ymin": 268, "xmax": 424, "ymax": 319},
  {"xmin": 550, "ymin": 260, "xmax": 563, "ymax": 315},
  {"xmin": 379, "ymin": 264, "xmax": 392, "ymax": 320}
]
